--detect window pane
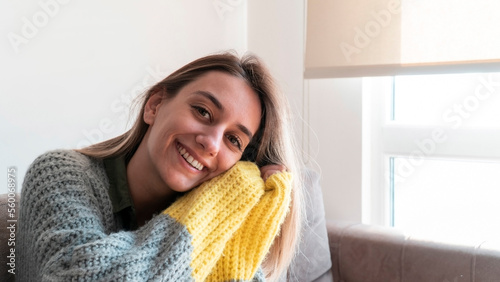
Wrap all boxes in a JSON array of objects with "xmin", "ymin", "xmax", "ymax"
[
  {"xmin": 394, "ymin": 72, "xmax": 500, "ymax": 127},
  {"xmin": 392, "ymin": 157, "xmax": 500, "ymax": 244}
]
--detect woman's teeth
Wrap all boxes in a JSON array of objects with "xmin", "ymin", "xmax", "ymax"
[{"xmin": 177, "ymin": 144, "xmax": 204, "ymax": 171}]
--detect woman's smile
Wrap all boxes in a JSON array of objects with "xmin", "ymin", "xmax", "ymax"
[{"xmin": 176, "ymin": 142, "xmax": 205, "ymax": 171}]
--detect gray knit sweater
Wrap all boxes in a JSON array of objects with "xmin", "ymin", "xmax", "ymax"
[{"xmin": 17, "ymin": 150, "xmax": 266, "ymax": 281}]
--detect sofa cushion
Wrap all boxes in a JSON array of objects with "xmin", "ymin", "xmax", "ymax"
[
  {"xmin": 474, "ymin": 240, "xmax": 500, "ymax": 280},
  {"xmin": 280, "ymin": 168, "xmax": 333, "ymax": 282}
]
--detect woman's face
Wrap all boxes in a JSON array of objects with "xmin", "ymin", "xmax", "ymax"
[{"xmin": 142, "ymin": 71, "xmax": 262, "ymax": 193}]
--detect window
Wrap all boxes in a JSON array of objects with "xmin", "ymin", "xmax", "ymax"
[{"xmin": 364, "ymin": 72, "xmax": 500, "ymax": 243}]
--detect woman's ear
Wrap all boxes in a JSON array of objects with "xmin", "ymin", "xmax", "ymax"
[{"xmin": 143, "ymin": 92, "xmax": 163, "ymax": 125}]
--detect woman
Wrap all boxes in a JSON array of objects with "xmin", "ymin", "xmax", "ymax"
[{"xmin": 18, "ymin": 52, "xmax": 303, "ymax": 281}]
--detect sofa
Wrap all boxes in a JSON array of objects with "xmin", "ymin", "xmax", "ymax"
[
  {"xmin": 281, "ymin": 168, "xmax": 500, "ymax": 282},
  {"xmin": 326, "ymin": 221, "xmax": 500, "ymax": 282}
]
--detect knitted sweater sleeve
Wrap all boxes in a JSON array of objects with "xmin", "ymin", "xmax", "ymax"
[
  {"xmin": 17, "ymin": 150, "xmax": 267, "ymax": 282},
  {"xmin": 206, "ymin": 171, "xmax": 292, "ymax": 282}
]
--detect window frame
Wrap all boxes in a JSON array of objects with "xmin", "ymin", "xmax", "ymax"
[{"xmin": 362, "ymin": 74, "xmax": 500, "ymax": 226}]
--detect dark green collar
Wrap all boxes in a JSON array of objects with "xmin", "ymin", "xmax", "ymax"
[{"xmin": 103, "ymin": 156, "xmax": 137, "ymax": 230}]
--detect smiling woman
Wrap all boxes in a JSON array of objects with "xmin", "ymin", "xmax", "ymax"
[
  {"xmin": 17, "ymin": 52, "xmax": 303, "ymax": 281},
  {"xmin": 134, "ymin": 71, "xmax": 262, "ymax": 196}
]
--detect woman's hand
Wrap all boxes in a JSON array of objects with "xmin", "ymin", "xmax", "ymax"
[{"xmin": 260, "ymin": 164, "xmax": 287, "ymax": 181}]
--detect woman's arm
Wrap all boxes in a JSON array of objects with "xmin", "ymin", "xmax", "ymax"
[
  {"xmin": 17, "ymin": 150, "xmax": 265, "ymax": 281},
  {"xmin": 206, "ymin": 169, "xmax": 293, "ymax": 281}
]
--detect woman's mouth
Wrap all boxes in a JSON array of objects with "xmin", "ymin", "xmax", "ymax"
[{"xmin": 176, "ymin": 143, "xmax": 204, "ymax": 171}]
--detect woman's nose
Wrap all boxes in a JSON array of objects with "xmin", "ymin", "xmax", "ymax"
[{"xmin": 196, "ymin": 129, "xmax": 223, "ymax": 157}]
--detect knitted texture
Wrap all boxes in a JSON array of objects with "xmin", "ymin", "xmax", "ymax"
[
  {"xmin": 164, "ymin": 162, "xmax": 266, "ymax": 281},
  {"xmin": 205, "ymin": 171, "xmax": 292, "ymax": 282},
  {"xmin": 164, "ymin": 162, "xmax": 291, "ymax": 282},
  {"xmin": 17, "ymin": 150, "xmax": 291, "ymax": 281},
  {"xmin": 18, "ymin": 150, "xmax": 193, "ymax": 281}
]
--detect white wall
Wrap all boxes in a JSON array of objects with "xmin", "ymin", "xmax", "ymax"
[
  {"xmin": 247, "ymin": 0, "xmax": 305, "ymax": 143},
  {"xmin": 1, "ymin": 0, "xmax": 364, "ymax": 224},
  {"xmin": 307, "ymin": 78, "xmax": 363, "ymax": 222},
  {"xmin": 0, "ymin": 0, "xmax": 247, "ymax": 194},
  {"xmin": 247, "ymin": 1, "xmax": 364, "ymax": 222}
]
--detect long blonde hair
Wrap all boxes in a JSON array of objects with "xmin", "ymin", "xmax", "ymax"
[{"xmin": 77, "ymin": 51, "xmax": 303, "ymax": 280}]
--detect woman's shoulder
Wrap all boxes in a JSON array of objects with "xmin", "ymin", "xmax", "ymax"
[
  {"xmin": 28, "ymin": 149, "xmax": 99, "ymax": 172},
  {"xmin": 21, "ymin": 149, "xmax": 110, "ymax": 209},
  {"xmin": 24, "ymin": 149, "xmax": 105, "ymax": 186}
]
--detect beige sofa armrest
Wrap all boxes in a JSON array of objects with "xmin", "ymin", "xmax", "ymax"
[{"xmin": 326, "ymin": 220, "xmax": 500, "ymax": 282}]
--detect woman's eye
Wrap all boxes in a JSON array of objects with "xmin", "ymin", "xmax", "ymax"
[
  {"xmin": 227, "ymin": 134, "xmax": 242, "ymax": 150},
  {"xmin": 193, "ymin": 106, "xmax": 211, "ymax": 120}
]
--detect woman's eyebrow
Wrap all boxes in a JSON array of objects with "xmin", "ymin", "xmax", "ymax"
[
  {"xmin": 194, "ymin": 91, "xmax": 224, "ymax": 110},
  {"xmin": 237, "ymin": 124, "xmax": 253, "ymax": 141},
  {"xmin": 193, "ymin": 90, "xmax": 253, "ymax": 140}
]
